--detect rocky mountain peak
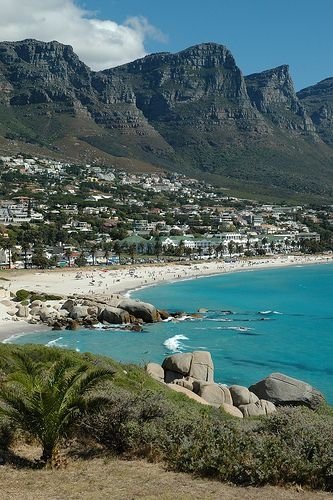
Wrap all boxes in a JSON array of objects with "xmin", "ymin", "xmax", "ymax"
[{"xmin": 245, "ymin": 64, "xmax": 316, "ymax": 133}]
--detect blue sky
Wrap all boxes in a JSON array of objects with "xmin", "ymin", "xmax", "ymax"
[
  {"xmin": 1, "ymin": 0, "xmax": 331, "ymax": 90},
  {"xmin": 78, "ymin": 0, "xmax": 333, "ymax": 90}
]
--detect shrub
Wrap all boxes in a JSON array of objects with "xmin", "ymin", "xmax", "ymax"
[
  {"xmin": 15, "ymin": 289, "xmax": 30, "ymax": 302},
  {"xmin": 81, "ymin": 389, "xmax": 172, "ymax": 457}
]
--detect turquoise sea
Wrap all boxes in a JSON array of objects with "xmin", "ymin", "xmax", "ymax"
[{"xmin": 8, "ymin": 262, "xmax": 333, "ymax": 402}]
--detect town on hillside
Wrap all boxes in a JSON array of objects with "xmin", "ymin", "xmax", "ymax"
[{"xmin": 0, "ymin": 154, "xmax": 332, "ymax": 269}]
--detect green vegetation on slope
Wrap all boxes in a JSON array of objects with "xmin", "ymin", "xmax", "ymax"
[{"xmin": 0, "ymin": 344, "xmax": 333, "ymax": 491}]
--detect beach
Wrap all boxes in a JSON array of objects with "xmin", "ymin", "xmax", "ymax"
[{"xmin": 0, "ymin": 254, "xmax": 332, "ymax": 342}]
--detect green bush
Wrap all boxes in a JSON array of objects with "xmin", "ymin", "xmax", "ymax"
[
  {"xmin": 82, "ymin": 389, "xmax": 171, "ymax": 456},
  {"xmin": 15, "ymin": 289, "xmax": 30, "ymax": 302}
]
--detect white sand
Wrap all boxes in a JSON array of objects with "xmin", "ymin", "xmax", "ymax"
[{"xmin": 0, "ymin": 254, "xmax": 332, "ymax": 341}]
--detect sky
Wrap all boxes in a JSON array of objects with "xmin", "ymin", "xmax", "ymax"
[{"xmin": 0, "ymin": 0, "xmax": 332, "ymax": 90}]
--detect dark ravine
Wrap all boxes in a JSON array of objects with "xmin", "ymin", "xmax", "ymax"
[{"xmin": 0, "ymin": 39, "xmax": 333, "ymax": 200}]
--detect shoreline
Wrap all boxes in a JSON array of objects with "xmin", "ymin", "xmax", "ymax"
[{"xmin": 0, "ymin": 254, "xmax": 332, "ymax": 342}]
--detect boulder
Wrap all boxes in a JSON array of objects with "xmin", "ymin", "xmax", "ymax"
[
  {"xmin": 30, "ymin": 306, "xmax": 42, "ymax": 317},
  {"xmin": 70, "ymin": 305, "xmax": 89, "ymax": 320},
  {"xmin": 238, "ymin": 399, "xmax": 277, "ymax": 417},
  {"xmin": 164, "ymin": 369, "xmax": 185, "ymax": 384},
  {"xmin": 146, "ymin": 363, "xmax": 164, "ymax": 383},
  {"xmin": 16, "ymin": 305, "xmax": 30, "ymax": 318},
  {"xmin": 162, "ymin": 353, "xmax": 193, "ymax": 377},
  {"xmin": 238, "ymin": 401, "xmax": 266, "ymax": 417},
  {"xmin": 249, "ymin": 373, "xmax": 324, "ymax": 409},
  {"xmin": 193, "ymin": 382, "xmax": 232, "ymax": 406},
  {"xmin": 221, "ymin": 403, "xmax": 244, "ymax": 419},
  {"xmin": 61, "ymin": 299, "xmax": 76, "ymax": 312},
  {"xmin": 162, "ymin": 351, "xmax": 214, "ymax": 382},
  {"xmin": 173, "ymin": 377, "xmax": 195, "ymax": 392},
  {"xmin": 30, "ymin": 300, "xmax": 43, "ymax": 308},
  {"xmin": 229, "ymin": 385, "xmax": 259, "ymax": 407},
  {"xmin": 259, "ymin": 399, "xmax": 277, "ymax": 415},
  {"xmin": 98, "ymin": 306, "xmax": 130, "ymax": 324},
  {"xmin": 189, "ymin": 351, "xmax": 214, "ymax": 382},
  {"xmin": 118, "ymin": 298, "xmax": 159, "ymax": 323},
  {"xmin": 158, "ymin": 310, "xmax": 170, "ymax": 320},
  {"xmin": 39, "ymin": 307, "xmax": 60, "ymax": 322},
  {"xmin": 166, "ymin": 383, "xmax": 211, "ymax": 406}
]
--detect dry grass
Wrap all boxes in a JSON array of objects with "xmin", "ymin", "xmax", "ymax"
[{"xmin": 1, "ymin": 457, "xmax": 332, "ymax": 500}]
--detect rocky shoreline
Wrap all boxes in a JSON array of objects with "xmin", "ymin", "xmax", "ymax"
[
  {"xmin": 147, "ymin": 351, "xmax": 325, "ymax": 418},
  {"xmin": 2, "ymin": 289, "xmax": 170, "ymax": 332}
]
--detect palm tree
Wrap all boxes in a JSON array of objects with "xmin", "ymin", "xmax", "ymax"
[{"xmin": 0, "ymin": 353, "xmax": 114, "ymax": 465}]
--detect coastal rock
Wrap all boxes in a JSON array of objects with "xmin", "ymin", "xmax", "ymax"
[
  {"xmin": 70, "ymin": 305, "xmax": 89, "ymax": 320},
  {"xmin": 16, "ymin": 305, "xmax": 30, "ymax": 318},
  {"xmin": 164, "ymin": 370, "xmax": 184, "ymax": 384},
  {"xmin": 189, "ymin": 351, "xmax": 214, "ymax": 382},
  {"xmin": 221, "ymin": 403, "xmax": 244, "ymax": 419},
  {"xmin": 238, "ymin": 399, "xmax": 277, "ymax": 417},
  {"xmin": 166, "ymin": 383, "xmax": 211, "ymax": 406},
  {"xmin": 39, "ymin": 307, "xmax": 60, "ymax": 322},
  {"xmin": 118, "ymin": 298, "xmax": 159, "ymax": 323},
  {"xmin": 173, "ymin": 377, "xmax": 195, "ymax": 392},
  {"xmin": 30, "ymin": 300, "xmax": 43, "ymax": 308},
  {"xmin": 249, "ymin": 372, "xmax": 324, "ymax": 409},
  {"xmin": 146, "ymin": 362, "xmax": 164, "ymax": 383},
  {"xmin": 229, "ymin": 385, "xmax": 259, "ymax": 407},
  {"xmin": 162, "ymin": 351, "xmax": 214, "ymax": 382},
  {"xmin": 158, "ymin": 310, "xmax": 170, "ymax": 320},
  {"xmin": 193, "ymin": 382, "xmax": 233, "ymax": 406},
  {"xmin": 98, "ymin": 306, "xmax": 130, "ymax": 324},
  {"xmin": 162, "ymin": 353, "xmax": 193, "ymax": 377},
  {"xmin": 61, "ymin": 299, "xmax": 76, "ymax": 313}
]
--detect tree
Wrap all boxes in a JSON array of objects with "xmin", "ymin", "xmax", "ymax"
[
  {"xmin": 102, "ymin": 242, "xmax": 113, "ymax": 265},
  {"xmin": 0, "ymin": 353, "xmax": 114, "ymax": 465},
  {"xmin": 113, "ymin": 241, "xmax": 122, "ymax": 264},
  {"xmin": 228, "ymin": 240, "xmax": 235, "ymax": 258},
  {"xmin": 154, "ymin": 238, "xmax": 162, "ymax": 259},
  {"xmin": 128, "ymin": 243, "xmax": 136, "ymax": 264},
  {"xmin": 0, "ymin": 236, "xmax": 17, "ymax": 269}
]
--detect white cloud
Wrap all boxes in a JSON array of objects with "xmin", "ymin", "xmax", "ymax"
[{"xmin": 0, "ymin": 0, "xmax": 165, "ymax": 70}]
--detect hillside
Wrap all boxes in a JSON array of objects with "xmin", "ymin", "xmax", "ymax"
[{"xmin": 0, "ymin": 39, "xmax": 333, "ymax": 201}]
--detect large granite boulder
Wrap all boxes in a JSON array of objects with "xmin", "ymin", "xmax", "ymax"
[
  {"xmin": 249, "ymin": 373, "xmax": 324, "ymax": 409},
  {"xmin": 61, "ymin": 299, "xmax": 75, "ymax": 312},
  {"xmin": 221, "ymin": 403, "xmax": 244, "ymax": 419},
  {"xmin": 98, "ymin": 306, "xmax": 130, "ymax": 324},
  {"xmin": 146, "ymin": 362, "xmax": 164, "ymax": 383},
  {"xmin": 193, "ymin": 382, "xmax": 233, "ymax": 407},
  {"xmin": 16, "ymin": 304, "xmax": 30, "ymax": 318},
  {"xmin": 70, "ymin": 305, "xmax": 89, "ymax": 320},
  {"xmin": 162, "ymin": 351, "xmax": 214, "ymax": 382},
  {"xmin": 162, "ymin": 353, "xmax": 193, "ymax": 377},
  {"xmin": 238, "ymin": 399, "xmax": 276, "ymax": 417},
  {"xmin": 190, "ymin": 351, "xmax": 214, "ymax": 382},
  {"xmin": 118, "ymin": 298, "xmax": 159, "ymax": 323},
  {"xmin": 166, "ymin": 383, "xmax": 211, "ymax": 406},
  {"xmin": 229, "ymin": 385, "xmax": 259, "ymax": 407},
  {"xmin": 39, "ymin": 307, "xmax": 60, "ymax": 322}
]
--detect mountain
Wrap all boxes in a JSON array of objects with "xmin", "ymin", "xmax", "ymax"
[{"xmin": 0, "ymin": 39, "xmax": 333, "ymax": 202}]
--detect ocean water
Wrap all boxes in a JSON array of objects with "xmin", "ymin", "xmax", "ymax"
[{"xmin": 8, "ymin": 262, "xmax": 333, "ymax": 402}]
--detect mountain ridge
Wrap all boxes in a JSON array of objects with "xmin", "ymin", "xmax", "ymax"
[{"xmin": 0, "ymin": 39, "xmax": 333, "ymax": 202}]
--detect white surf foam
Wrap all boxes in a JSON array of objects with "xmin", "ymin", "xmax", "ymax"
[{"xmin": 163, "ymin": 334, "xmax": 189, "ymax": 352}]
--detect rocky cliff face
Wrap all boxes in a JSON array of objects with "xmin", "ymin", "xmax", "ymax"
[
  {"xmin": 298, "ymin": 78, "xmax": 333, "ymax": 146},
  {"xmin": 245, "ymin": 65, "xmax": 316, "ymax": 134},
  {"xmin": 0, "ymin": 39, "xmax": 333, "ymax": 200}
]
